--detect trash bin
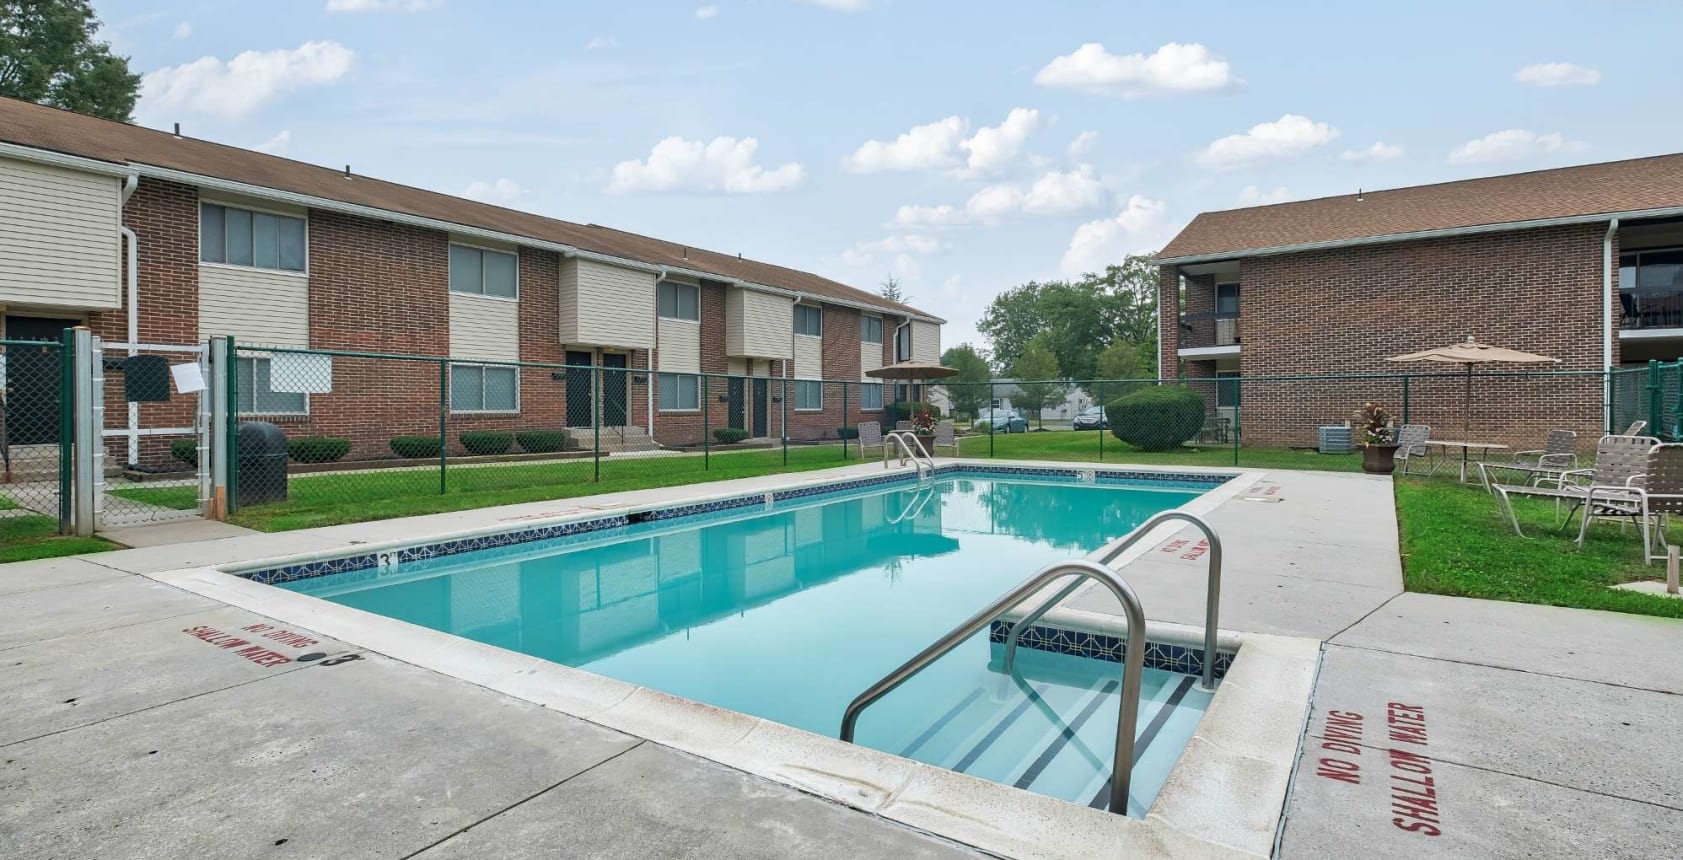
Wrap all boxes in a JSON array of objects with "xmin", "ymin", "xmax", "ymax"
[{"xmin": 237, "ymin": 421, "xmax": 288, "ymax": 505}]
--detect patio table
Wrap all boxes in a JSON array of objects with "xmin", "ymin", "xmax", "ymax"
[{"xmin": 1425, "ymin": 439, "xmax": 1510, "ymax": 483}]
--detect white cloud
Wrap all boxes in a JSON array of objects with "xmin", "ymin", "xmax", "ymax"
[
  {"xmin": 1034, "ymin": 42, "xmax": 1235, "ymax": 97},
  {"xmin": 797, "ymin": 0, "xmax": 870, "ymax": 12},
  {"xmin": 941, "ymin": 274, "xmax": 962, "ymax": 301},
  {"xmin": 840, "ymin": 234, "xmax": 943, "ymax": 267},
  {"xmin": 1061, "ymin": 195, "xmax": 1172, "ymax": 276},
  {"xmin": 1237, "ymin": 185, "xmax": 1291, "ymax": 205},
  {"xmin": 1340, "ymin": 141, "xmax": 1405, "ymax": 163},
  {"xmin": 890, "ymin": 253, "xmax": 922, "ymax": 281},
  {"xmin": 843, "ymin": 116, "xmax": 967, "ymax": 173},
  {"xmin": 1021, "ymin": 165, "xmax": 1107, "ymax": 215},
  {"xmin": 171, "ymin": 21, "xmax": 191, "ymax": 40},
  {"xmin": 1193, "ymin": 114, "xmax": 1339, "ymax": 171},
  {"xmin": 1067, "ymin": 130, "xmax": 1100, "ymax": 158},
  {"xmin": 325, "ymin": 0, "xmax": 442, "ymax": 12},
  {"xmin": 893, "ymin": 203, "xmax": 964, "ymax": 228},
  {"xmin": 608, "ymin": 136, "xmax": 806, "ymax": 194},
  {"xmin": 463, "ymin": 178, "xmax": 526, "ymax": 204},
  {"xmin": 695, "ymin": 5, "xmax": 719, "ymax": 19},
  {"xmin": 959, "ymin": 107, "xmax": 1040, "ymax": 175},
  {"xmin": 253, "ymin": 130, "xmax": 291, "ymax": 154},
  {"xmin": 139, "ymin": 41, "xmax": 356, "ymax": 120},
  {"xmin": 1515, "ymin": 62, "xmax": 1601, "ymax": 87},
  {"xmin": 894, "ymin": 165, "xmax": 1106, "ymax": 227},
  {"xmin": 585, "ymin": 36, "xmax": 618, "ymax": 50},
  {"xmin": 1446, "ymin": 129, "xmax": 1588, "ymax": 164}
]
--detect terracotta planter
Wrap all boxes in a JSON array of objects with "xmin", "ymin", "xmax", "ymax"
[
  {"xmin": 914, "ymin": 433, "xmax": 937, "ymax": 456},
  {"xmin": 1362, "ymin": 443, "xmax": 1400, "ymax": 475}
]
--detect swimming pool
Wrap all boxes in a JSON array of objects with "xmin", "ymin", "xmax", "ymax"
[{"xmin": 264, "ymin": 469, "xmax": 1230, "ymax": 816}]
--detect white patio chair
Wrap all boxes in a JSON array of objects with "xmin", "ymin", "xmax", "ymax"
[
  {"xmin": 1489, "ymin": 434, "xmax": 1658, "ymax": 536},
  {"xmin": 932, "ymin": 420, "xmax": 957, "ymax": 457},
  {"xmin": 857, "ymin": 421, "xmax": 883, "ymax": 458},
  {"xmin": 1626, "ymin": 420, "xmax": 1649, "ymax": 435},
  {"xmin": 1576, "ymin": 443, "xmax": 1683, "ymax": 564},
  {"xmin": 895, "ymin": 420, "xmax": 913, "ymax": 432},
  {"xmin": 1394, "ymin": 424, "xmax": 1432, "ymax": 475}
]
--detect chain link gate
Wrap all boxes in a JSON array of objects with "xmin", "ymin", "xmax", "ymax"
[
  {"xmin": 89, "ymin": 335, "xmax": 212, "ymax": 528},
  {"xmin": 0, "ymin": 333, "xmax": 73, "ymax": 536}
]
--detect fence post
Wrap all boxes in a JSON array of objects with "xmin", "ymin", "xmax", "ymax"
[
  {"xmin": 841, "ymin": 381, "xmax": 849, "ymax": 460},
  {"xmin": 206, "ymin": 337, "xmax": 232, "ymax": 521},
  {"xmin": 70, "ymin": 327, "xmax": 97, "ymax": 537},
  {"xmin": 57, "ymin": 328, "xmax": 74, "ymax": 533},
  {"xmin": 437, "ymin": 359, "xmax": 448, "ymax": 494},
  {"xmin": 1097, "ymin": 382, "xmax": 1105, "ymax": 462},
  {"xmin": 1608, "ymin": 369, "xmax": 1617, "ymax": 434},
  {"xmin": 1232, "ymin": 376, "xmax": 1241, "ymax": 467},
  {"xmin": 593, "ymin": 365, "xmax": 602, "ymax": 482},
  {"xmin": 225, "ymin": 335, "xmax": 239, "ymax": 515},
  {"xmin": 781, "ymin": 376, "xmax": 789, "ymax": 466},
  {"xmin": 1648, "ymin": 359, "xmax": 1662, "ymax": 439},
  {"xmin": 702, "ymin": 374, "xmax": 710, "ymax": 470},
  {"xmin": 988, "ymin": 381, "xmax": 995, "ymax": 458},
  {"xmin": 1402, "ymin": 375, "xmax": 1411, "ymax": 425}
]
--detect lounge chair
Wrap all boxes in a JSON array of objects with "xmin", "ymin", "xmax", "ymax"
[
  {"xmin": 895, "ymin": 420, "xmax": 913, "ymax": 432},
  {"xmin": 1626, "ymin": 420, "xmax": 1649, "ymax": 435},
  {"xmin": 857, "ymin": 421, "xmax": 883, "ymax": 458},
  {"xmin": 1394, "ymin": 424, "xmax": 1431, "ymax": 475},
  {"xmin": 932, "ymin": 420, "xmax": 957, "ymax": 457},
  {"xmin": 1479, "ymin": 428, "xmax": 1580, "ymax": 492},
  {"xmin": 1576, "ymin": 443, "xmax": 1683, "ymax": 564},
  {"xmin": 1489, "ymin": 434, "xmax": 1658, "ymax": 537}
]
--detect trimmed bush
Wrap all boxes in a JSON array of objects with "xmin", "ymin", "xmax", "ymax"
[
  {"xmin": 390, "ymin": 435, "xmax": 444, "ymax": 459},
  {"xmin": 836, "ymin": 426, "xmax": 859, "ymax": 440},
  {"xmin": 460, "ymin": 430, "xmax": 514, "ymax": 456},
  {"xmin": 170, "ymin": 438, "xmax": 198, "ymax": 467},
  {"xmin": 1107, "ymin": 386, "xmax": 1206, "ymax": 452},
  {"xmin": 516, "ymin": 430, "xmax": 569, "ymax": 453},
  {"xmin": 888, "ymin": 401, "xmax": 944, "ymax": 423},
  {"xmin": 287, "ymin": 436, "xmax": 350, "ymax": 463},
  {"xmin": 713, "ymin": 427, "xmax": 750, "ymax": 445}
]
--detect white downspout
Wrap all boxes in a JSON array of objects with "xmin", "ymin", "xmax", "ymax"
[
  {"xmin": 119, "ymin": 174, "xmax": 139, "ymax": 465},
  {"xmin": 1604, "ymin": 217, "xmax": 1619, "ymax": 423},
  {"xmin": 650, "ymin": 267, "xmax": 667, "ymax": 442}
]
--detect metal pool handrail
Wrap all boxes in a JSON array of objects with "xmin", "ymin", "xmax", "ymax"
[
  {"xmin": 1004, "ymin": 510, "xmax": 1222, "ymax": 692},
  {"xmin": 883, "ymin": 429, "xmax": 933, "ymax": 482},
  {"xmin": 839, "ymin": 557, "xmax": 1147, "ymax": 815}
]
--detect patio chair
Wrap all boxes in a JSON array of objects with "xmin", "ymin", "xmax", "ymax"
[
  {"xmin": 895, "ymin": 420, "xmax": 913, "ymax": 433},
  {"xmin": 932, "ymin": 420, "xmax": 957, "ymax": 457},
  {"xmin": 1394, "ymin": 424, "xmax": 1431, "ymax": 475},
  {"xmin": 1576, "ymin": 443, "xmax": 1683, "ymax": 564},
  {"xmin": 857, "ymin": 421, "xmax": 883, "ymax": 459},
  {"xmin": 1481, "ymin": 428, "xmax": 1580, "ymax": 491},
  {"xmin": 1489, "ymin": 434, "xmax": 1658, "ymax": 536},
  {"xmin": 1626, "ymin": 420, "xmax": 1649, "ymax": 435}
]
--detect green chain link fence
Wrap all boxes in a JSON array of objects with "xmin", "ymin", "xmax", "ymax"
[{"xmin": 0, "ymin": 333, "xmax": 73, "ymax": 537}]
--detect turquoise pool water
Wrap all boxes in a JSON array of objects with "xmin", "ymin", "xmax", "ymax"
[{"xmin": 280, "ymin": 475, "xmax": 1216, "ymax": 815}]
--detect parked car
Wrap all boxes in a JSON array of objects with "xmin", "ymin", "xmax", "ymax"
[
  {"xmin": 1073, "ymin": 406, "xmax": 1108, "ymax": 430},
  {"xmin": 973, "ymin": 409, "xmax": 1029, "ymax": 433}
]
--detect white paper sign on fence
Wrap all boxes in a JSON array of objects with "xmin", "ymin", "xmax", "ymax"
[{"xmin": 171, "ymin": 362, "xmax": 207, "ymax": 394}]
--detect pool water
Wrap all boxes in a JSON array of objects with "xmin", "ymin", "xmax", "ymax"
[{"xmin": 281, "ymin": 475, "xmax": 1216, "ymax": 815}]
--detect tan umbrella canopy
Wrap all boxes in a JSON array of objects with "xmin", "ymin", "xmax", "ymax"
[
  {"xmin": 1386, "ymin": 336, "xmax": 1560, "ymax": 436},
  {"xmin": 865, "ymin": 360, "xmax": 959, "ymax": 381}
]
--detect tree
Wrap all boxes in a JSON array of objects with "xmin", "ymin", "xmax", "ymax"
[
  {"xmin": 976, "ymin": 252, "xmax": 1160, "ymax": 380},
  {"xmin": 879, "ymin": 275, "xmax": 906, "ymax": 304},
  {"xmin": 0, "ymin": 1, "xmax": 140, "ymax": 121},
  {"xmin": 1092, "ymin": 340, "xmax": 1151, "ymax": 406},
  {"xmin": 1009, "ymin": 334, "xmax": 1063, "ymax": 429},
  {"xmin": 940, "ymin": 344, "xmax": 992, "ymax": 419}
]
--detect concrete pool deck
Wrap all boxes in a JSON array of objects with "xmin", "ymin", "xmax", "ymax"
[{"xmin": 2, "ymin": 460, "xmax": 1682, "ymax": 857}]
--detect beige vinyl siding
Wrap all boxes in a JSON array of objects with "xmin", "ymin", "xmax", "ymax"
[
  {"xmin": 449, "ymin": 292, "xmax": 519, "ymax": 361},
  {"xmin": 727, "ymin": 356, "xmax": 747, "ymax": 376},
  {"xmin": 911, "ymin": 321, "xmax": 941, "ymax": 364},
  {"xmin": 0, "ymin": 157, "xmax": 121, "ymax": 309},
  {"xmin": 200, "ymin": 265, "xmax": 309, "ymax": 346},
  {"xmin": 861, "ymin": 337, "xmax": 882, "ymax": 381},
  {"xmin": 559, "ymin": 258, "xmax": 654, "ymax": 348},
  {"xmin": 726, "ymin": 287, "xmax": 794, "ymax": 359},
  {"xmin": 656, "ymin": 318, "xmax": 700, "ymax": 373},
  {"xmin": 793, "ymin": 333, "xmax": 822, "ymax": 379}
]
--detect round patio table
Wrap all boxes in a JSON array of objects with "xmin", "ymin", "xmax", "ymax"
[{"xmin": 1425, "ymin": 439, "xmax": 1510, "ymax": 483}]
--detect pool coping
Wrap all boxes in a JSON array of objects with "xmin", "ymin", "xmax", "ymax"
[{"xmin": 141, "ymin": 458, "xmax": 1318, "ymax": 859}]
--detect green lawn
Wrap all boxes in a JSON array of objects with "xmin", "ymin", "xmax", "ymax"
[
  {"xmin": 113, "ymin": 445, "xmax": 863, "ymax": 532},
  {"xmin": 0, "ymin": 515, "xmax": 116, "ymax": 563},
  {"xmin": 1396, "ymin": 477, "xmax": 1683, "ymax": 618},
  {"xmin": 956, "ymin": 429, "xmax": 1364, "ymax": 472}
]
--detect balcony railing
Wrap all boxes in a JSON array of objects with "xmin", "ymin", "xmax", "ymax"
[
  {"xmin": 1178, "ymin": 311, "xmax": 1241, "ymax": 350},
  {"xmin": 1622, "ymin": 289, "xmax": 1683, "ymax": 331}
]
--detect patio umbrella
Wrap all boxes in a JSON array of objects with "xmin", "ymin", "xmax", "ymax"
[
  {"xmin": 866, "ymin": 360, "xmax": 959, "ymax": 407},
  {"xmin": 1386, "ymin": 337, "xmax": 1561, "ymax": 436}
]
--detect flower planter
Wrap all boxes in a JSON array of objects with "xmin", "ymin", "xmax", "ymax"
[
  {"xmin": 914, "ymin": 433, "xmax": 937, "ymax": 456},
  {"xmin": 1362, "ymin": 443, "xmax": 1400, "ymax": 475}
]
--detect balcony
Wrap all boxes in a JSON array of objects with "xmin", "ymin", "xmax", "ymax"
[
  {"xmin": 1621, "ymin": 288, "xmax": 1683, "ymax": 333},
  {"xmin": 1178, "ymin": 311, "xmax": 1241, "ymax": 357}
]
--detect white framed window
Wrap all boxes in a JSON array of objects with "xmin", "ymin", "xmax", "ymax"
[
  {"xmin": 658, "ymin": 373, "xmax": 700, "ymax": 411},
  {"xmin": 794, "ymin": 380, "xmax": 823, "ymax": 411},
  {"xmin": 657, "ymin": 282, "xmax": 700, "ymax": 321},
  {"xmin": 794, "ymin": 304, "xmax": 823, "ymax": 337},
  {"xmin": 450, "ymin": 364, "xmax": 519, "ymax": 412},
  {"xmin": 201, "ymin": 204, "xmax": 306, "ymax": 273},
  {"xmin": 861, "ymin": 315, "xmax": 883, "ymax": 344},
  {"xmin": 449, "ymin": 244, "xmax": 518, "ymax": 298},
  {"xmin": 860, "ymin": 382, "xmax": 883, "ymax": 411},
  {"xmin": 236, "ymin": 357, "xmax": 307, "ymax": 415},
  {"xmin": 894, "ymin": 322, "xmax": 911, "ymax": 362}
]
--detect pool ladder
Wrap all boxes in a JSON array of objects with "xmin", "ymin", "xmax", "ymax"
[
  {"xmin": 838, "ymin": 511, "xmax": 1223, "ymax": 815},
  {"xmin": 883, "ymin": 430, "xmax": 935, "ymax": 483}
]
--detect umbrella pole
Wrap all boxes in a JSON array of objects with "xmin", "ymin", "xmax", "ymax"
[{"xmin": 1464, "ymin": 364, "xmax": 1473, "ymax": 481}]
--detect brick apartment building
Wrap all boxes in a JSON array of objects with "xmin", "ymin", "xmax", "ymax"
[
  {"xmin": 0, "ymin": 97, "xmax": 942, "ymax": 464},
  {"xmin": 1155, "ymin": 154, "xmax": 1683, "ymax": 447}
]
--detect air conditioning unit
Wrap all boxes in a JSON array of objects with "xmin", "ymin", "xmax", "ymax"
[{"xmin": 1215, "ymin": 317, "xmax": 1240, "ymax": 346}]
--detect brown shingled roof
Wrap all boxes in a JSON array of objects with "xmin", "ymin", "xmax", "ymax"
[
  {"xmin": 0, "ymin": 96, "xmax": 940, "ymax": 321},
  {"xmin": 1159, "ymin": 152, "xmax": 1683, "ymax": 261}
]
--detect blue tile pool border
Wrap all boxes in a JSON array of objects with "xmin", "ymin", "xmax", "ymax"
[
  {"xmin": 989, "ymin": 620, "xmax": 1235, "ymax": 680},
  {"xmin": 234, "ymin": 465, "xmax": 1237, "ymax": 586}
]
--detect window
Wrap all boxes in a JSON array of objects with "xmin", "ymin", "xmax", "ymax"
[
  {"xmin": 236, "ymin": 357, "xmax": 307, "ymax": 415},
  {"xmin": 861, "ymin": 315, "xmax": 883, "ymax": 344},
  {"xmin": 894, "ymin": 323, "xmax": 911, "ymax": 362},
  {"xmin": 657, "ymin": 282, "xmax": 700, "ymax": 321},
  {"xmin": 658, "ymin": 373, "xmax": 700, "ymax": 411},
  {"xmin": 449, "ymin": 245, "xmax": 518, "ymax": 298},
  {"xmin": 451, "ymin": 364, "xmax": 519, "ymax": 412},
  {"xmin": 794, "ymin": 380, "xmax": 823, "ymax": 411},
  {"xmin": 201, "ymin": 204, "xmax": 306, "ymax": 272},
  {"xmin": 794, "ymin": 304, "xmax": 822, "ymax": 337},
  {"xmin": 860, "ymin": 382, "xmax": 883, "ymax": 411},
  {"xmin": 1216, "ymin": 282, "xmax": 1240, "ymax": 315}
]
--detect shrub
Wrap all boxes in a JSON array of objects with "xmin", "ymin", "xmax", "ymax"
[
  {"xmin": 287, "ymin": 436, "xmax": 350, "ymax": 463},
  {"xmin": 170, "ymin": 438, "xmax": 198, "ymax": 467},
  {"xmin": 390, "ymin": 435, "xmax": 444, "ymax": 459},
  {"xmin": 889, "ymin": 401, "xmax": 943, "ymax": 423},
  {"xmin": 459, "ymin": 430, "xmax": 514, "ymax": 456},
  {"xmin": 1107, "ymin": 386, "xmax": 1206, "ymax": 452},
  {"xmin": 713, "ymin": 427, "xmax": 750, "ymax": 444},
  {"xmin": 836, "ymin": 426, "xmax": 859, "ymax": 440},
  {"xmin": 516, "ymin": 430, "xmax": 569, "ymax": 453}
]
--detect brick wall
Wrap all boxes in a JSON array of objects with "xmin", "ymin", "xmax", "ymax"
[
  {"xmin": 1156, "ymin": 267, "xmax": 1179, "ymax": 381},
  {"xmin": 651, "ymin": 280, "xmax": 728, "ymax": 447}
]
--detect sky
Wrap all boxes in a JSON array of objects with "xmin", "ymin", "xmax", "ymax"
[{"xmin": 95, "ymin": 0, "xmax": 1683, "ymax": 352}]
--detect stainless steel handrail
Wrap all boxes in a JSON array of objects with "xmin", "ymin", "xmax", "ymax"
[
  {"xmin": 1004, "ymin": 510, "xmax": 1222, "ymax": 691},
  {"xmin": 883, "ymin": 429, "xmax": 933, "ymax": 481},
  {"xmin": 886, "ymin": 483, "xmax": 938, "ymax": 524},
  {"xmin": 839, "ymin": 558, "xmax": 1147, "ymax": 815}
]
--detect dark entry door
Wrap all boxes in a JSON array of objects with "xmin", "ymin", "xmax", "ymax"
[
  {"xmin": 4, "ymin": 316, "xmax": 76, "ymax": 445},
  {"xmin": 601, "ymin": 353, "xmax": 628, "ymax": 427},
  {"xmin": 726, "ymin": 378, "xmax": 745, "ymax": 430},
  {"xmin": 565, "ymin": 350, "xmax": 593, "ymax": 427},
  {"xmin": 752, "ymin": 378, "xmax": 768, "ymax": 437}
]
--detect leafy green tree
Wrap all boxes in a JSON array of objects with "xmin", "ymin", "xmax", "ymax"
[
  {"xmin": 1092, "ymin": 340, "xmax": 1151, "ymax": 407},
  {"xmin": 940, "ymin": 343, "xmax": 992, "ymax": 419},
  {"xmin": 977, "ymin": 252, "xmax": 1159, "ymax": 381},
  {"xmin": 1009, "ymin": 334, "xmax": 1063, "ymax": 429},
  {"xmin": 0, "ymin": 0, "xmax": 140, "ymax": 121}
]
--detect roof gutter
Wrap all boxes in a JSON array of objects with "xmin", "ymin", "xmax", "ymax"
[{"xmin": 1155, "ymin": 205, "xmax": 1683, "ymax": 266}]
